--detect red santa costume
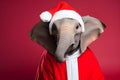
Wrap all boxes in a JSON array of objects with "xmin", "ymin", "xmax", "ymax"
[
  {"xmin": 35, "ymin": 1, "xmax": 104, "ymax": 80},
  {"xmin": 35, "ymin": 48, "xmax": 104, "ymax": 80}
]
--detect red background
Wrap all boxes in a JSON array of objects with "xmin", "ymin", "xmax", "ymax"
[{"xmin": 0, "ymin": 0, "xmax": 120, "ymax": 80}]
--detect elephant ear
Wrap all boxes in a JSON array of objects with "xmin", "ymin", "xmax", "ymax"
[
  {"xmin": 80, "ymin": 16, "xmax": 106, "ymax": 53},
  {"xmin": 29, "ymin": 21, "xmax": 56, "ymax": 55}
]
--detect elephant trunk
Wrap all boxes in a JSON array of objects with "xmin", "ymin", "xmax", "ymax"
[{"xmin": 55, "ymin": 26, "xmax": 75, "ymax": 62}]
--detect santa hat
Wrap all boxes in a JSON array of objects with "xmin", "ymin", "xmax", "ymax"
[{"xmin": 40, "ymin": 1, "xmax": 85, "ymax": 34}]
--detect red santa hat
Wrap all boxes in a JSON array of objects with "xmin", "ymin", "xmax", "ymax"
[{"xmin": 40, "ymin": 1, "xmax": 85, "ymax": 34}]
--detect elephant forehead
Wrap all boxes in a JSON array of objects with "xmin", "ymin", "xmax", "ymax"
[{"xmin": 54, "ymin": 18, "xmax": 79, "ymax": 27}]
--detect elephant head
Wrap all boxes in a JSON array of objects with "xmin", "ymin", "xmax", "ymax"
[{"xmin": 30, "ymin": 16, "xmax": 106, "ymax": 62}]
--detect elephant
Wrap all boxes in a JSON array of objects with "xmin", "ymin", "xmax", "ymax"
[{"xmin": 30, "ymin": 15, "xmax": 106, "ymax": 62}]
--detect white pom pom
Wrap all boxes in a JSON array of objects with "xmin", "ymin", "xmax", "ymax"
[{"xmin": 40, "ymin": 11, "xmax": 52, "ymax": 22}]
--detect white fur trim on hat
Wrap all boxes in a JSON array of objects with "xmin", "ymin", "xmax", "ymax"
[
  {"xmin": 49, "ymin": 10, "xmax": 85, "ymax": 34},
  {"xmin": 40, "ymin": 11, "xmax": 52, "ymax": 22}
]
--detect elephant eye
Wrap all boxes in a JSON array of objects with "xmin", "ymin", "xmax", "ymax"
[
  {"xmin": 76, "ymin": 24, "xmax": 81, "ymax": 30},
  {"xmin": 76, "ymin": 24, "xmax": 81, "ymax": 29},
  {"xmin": 76, "ymin": 25, "xmax": 79, "ymax": 29}
]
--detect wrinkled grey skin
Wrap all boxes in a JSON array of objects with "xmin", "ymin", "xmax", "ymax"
[{"xmin": 30, "ymin": 16, "xmax": 106, "ymax": 62}]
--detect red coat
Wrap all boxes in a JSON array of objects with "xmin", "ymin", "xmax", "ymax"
[{"xmin": 35, "ymin": 48, "xmax": 104, "ymax": 80}]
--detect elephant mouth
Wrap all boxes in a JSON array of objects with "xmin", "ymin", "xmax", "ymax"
[{"xmin": 64, "ymin": 42, "xmax": 80, "ymax": 57}]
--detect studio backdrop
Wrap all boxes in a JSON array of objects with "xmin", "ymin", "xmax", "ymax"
[{"xmin": 0, "ymin": 0, "xmax": 120, "ymax": 80}]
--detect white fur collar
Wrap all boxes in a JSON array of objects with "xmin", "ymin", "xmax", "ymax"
[{"xmin": 66, "ymin": 50, "xmax": 80, "ymax": 80}]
